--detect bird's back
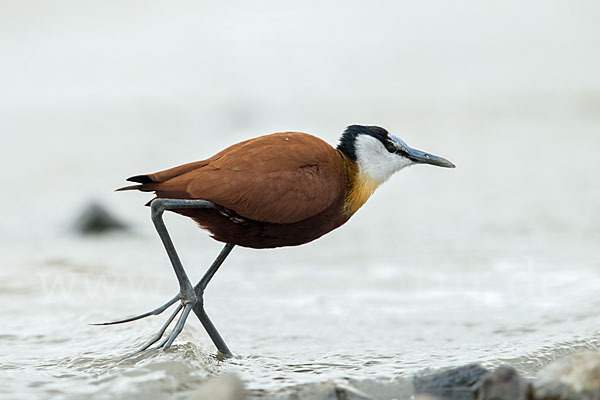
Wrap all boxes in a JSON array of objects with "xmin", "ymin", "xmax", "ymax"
[{"xmin": 122, "ymin": 132, "xmax": 350, "ymax": 248}]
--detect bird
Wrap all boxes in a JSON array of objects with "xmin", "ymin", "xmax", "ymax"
[{"xmin": 96, "ymin": 125, "xmax": 455, "ymax": 358}]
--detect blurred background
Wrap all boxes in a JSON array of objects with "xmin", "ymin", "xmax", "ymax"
[{"xmin": 1, "ymin": 1, "xmax": 599, "ymax": 399}]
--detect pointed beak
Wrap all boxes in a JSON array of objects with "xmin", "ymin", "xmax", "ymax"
[{"xmin": 406, "ymin": 146, "xmax": 456, "ymax": 168}]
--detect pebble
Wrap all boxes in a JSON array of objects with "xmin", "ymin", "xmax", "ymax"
[
  {"xmin": 534, "ymin": 351, "xmax": 600, "ymax": 400},
  {"xmin": 188, "ymin": 374, "xmax": 245, "ymax": 400},
  {"xmin": 246, "ymin": 380, "xmax": 374, "ymax": 400},
  {"xmin": 413, "ymin": 363, "xmax": 489, "ymax": 399},
  {"xmin": 281, "ymin": 381, "xmax": 373, "ymax": 400},
  {"xmin": 474, "ymin": 365, "xmax": 532, "ymax": 400}
]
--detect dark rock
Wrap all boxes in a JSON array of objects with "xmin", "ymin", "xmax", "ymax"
[
  {"xmin": 533, "ymin": 351, "xmax": 600, "ymax": 400},
  {"xmin": 73, "ymin": 202, "xmax": 128, "ymax": 234},
  {"xmin": 473, "ymin": 365, "xmax": 532, "ymax": 400},
  {"xmin": 413, "ymin": 364, "xmax": 489, "ymax": 400}
]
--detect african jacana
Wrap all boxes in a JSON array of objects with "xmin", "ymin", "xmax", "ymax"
[{"xmin": 98, "ymin": 125, "xmax": 455, "ymax": 358}]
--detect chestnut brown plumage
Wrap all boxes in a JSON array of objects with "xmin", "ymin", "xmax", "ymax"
[
  {"xmin": 118, "ymin": 132, "xmax": 351, "ymax": 248},
  {"xmin": 98, "ymin": 125, "xmax": 455, "ymax": 358}
]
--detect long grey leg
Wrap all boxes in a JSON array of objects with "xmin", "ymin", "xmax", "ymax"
[
  {"xmin": 192, "ymin": 243, "xmax": 235, "ymax": 357},
  {"xmin": 150, "ymin": 244, "xmax": 234, "ymax": 355},
  {"xmin": 151, "ymin": 199, "xmax": 236, "ymax": 353},
  {"xmin": 94, "ymin": 199, "xmax": 216, "ymax": 326},
  {"xmin": 150, "ymin": 199, "xmax": 217, "ymax": 299},
  {"xmin": 96, "ymin": 198, "xmax": 236, "ymax": 356},
  {"xmin": 193, "ymin": 306, "xmax": 232, "ymax": 358},
  {"xmin": 196, "ymin": 243, "xmax": 235, "ymax": 292}
]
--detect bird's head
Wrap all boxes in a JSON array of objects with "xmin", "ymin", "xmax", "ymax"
[{"xmin": 337, "ymin": 125, "xmax": 455, "ymax": 185}]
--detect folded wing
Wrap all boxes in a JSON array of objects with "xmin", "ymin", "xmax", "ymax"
[{"xmin": 121, "ymin": 132, "xmax": 346, "ymax": 224}]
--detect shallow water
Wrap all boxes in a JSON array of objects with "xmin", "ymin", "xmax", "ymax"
[
  {"xmin": 1, "ymin": 1, "xmax": 600, "ymax": 399},
  {"xmin": 3, "ymin": 225, "xmax": 599, "ymax": 399}
]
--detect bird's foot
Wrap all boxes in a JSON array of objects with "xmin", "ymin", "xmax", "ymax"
[{"xmin": 93, "ymin": 288, "xmax": 201, "ymax": 353}]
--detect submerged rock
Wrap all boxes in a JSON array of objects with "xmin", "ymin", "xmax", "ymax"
[
  {"xmin": 414, "ymin": 395, "xmax": 444, "ymax": 400},
  {"xmin": 348, "ymin": 377, "xmax": 415, "ymax": 400},
  {"xmin": 306, "ymin": 381, "xmax": 373, "ymax": 400},
  {"xmin": 73, "ymin": 202, "xmax": 128, "ymax": 234},
  {"xmin": 534, "ymin": 351, "xmax": 600, "ymax": 400},
  {"xmin": 189, "ymin": 374, "xmax": 245, "ymax": 400},
  {"xmin": 413, "ymin": 363, "xmax": 489, "ymax": 399},
  {"xmin": 473, "ymin": 366, "xmax": 532, "ymax": 400},
  {"xmin": 186, "ymin": 354, "xmax": 600, "ymax": 400},
  {"xmin": 260, "ymin": 380, "xmax": 373, "ymax": 400}
]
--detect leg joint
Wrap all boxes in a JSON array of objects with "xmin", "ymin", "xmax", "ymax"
[
  {"xmin": 194, "ymin": 286, "xmax": 205, "ymax": 300},
  {"xmin": 150, "ymin": 198, "xmax": 166, "ymax": 219}
]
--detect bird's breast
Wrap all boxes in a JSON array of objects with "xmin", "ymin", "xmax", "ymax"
[{"xmin": 343, "ymin": 158, "xmax": 381, "ymax": 216}]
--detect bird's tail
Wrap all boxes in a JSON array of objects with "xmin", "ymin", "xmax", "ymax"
[
  {"xmin": 116, "ymin": 160, "xmax": 210, "ymax": 205},
  {"xmin": 115, "ymin": 175, "xmax": 155, "ymax": 192},
  {"xmin": 115, "ymin": 158, "xmax": 211, "ymax": 193}
]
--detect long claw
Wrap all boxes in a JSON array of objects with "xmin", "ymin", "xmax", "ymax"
[
  {"xmin": 133, "ymin": 303, "xmax": 183, "ymax": 354},
  {"xmin": 162, "ymin": 303, "xmax": 193, "ymax": 350},
  {"xmin": 156, "ymin": 333, "xmax": 170, "ymax": 349},
  {"xmin": 91, "ymin": 295, "xmax": 179, "ymax": 325}
]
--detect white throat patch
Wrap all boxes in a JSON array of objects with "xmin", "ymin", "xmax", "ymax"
[{"xmin": 354, "ymin": 134, "xmax": 413, "ymax": 185}]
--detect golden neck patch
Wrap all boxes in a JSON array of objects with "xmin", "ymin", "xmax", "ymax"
[{"xmin": 342, "ymin": 156, "xmax": 381, "ymax": 216}]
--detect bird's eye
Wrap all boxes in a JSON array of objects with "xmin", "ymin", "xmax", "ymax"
[{"xmin": 385, "ymin": 142, "xmax": 397, "ymax": 153}]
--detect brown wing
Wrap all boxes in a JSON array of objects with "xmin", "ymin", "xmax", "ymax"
[{"xmin": 123, "ymin": 132, "xmax": 346, "ymax": 224}]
